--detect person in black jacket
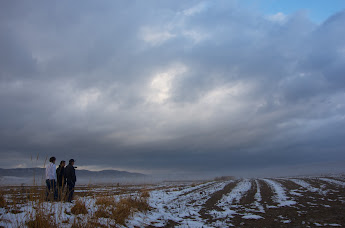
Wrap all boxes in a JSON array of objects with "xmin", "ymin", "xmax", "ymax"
[
  {"xmin": 56, "ymin": 160, "xmax": 66, "ymax": 200},
  {"xmin": 65, "ymin": 159, "xmax": 76, "ymax": 202}
]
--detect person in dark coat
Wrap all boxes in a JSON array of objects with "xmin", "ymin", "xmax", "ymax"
[
  {"xmin": 65, "ymin": 159, "xmax": 76, "ymax": 202},
  {"xmin": 56, "ymin": 160, "xmax": 66, "ymax": 200}
]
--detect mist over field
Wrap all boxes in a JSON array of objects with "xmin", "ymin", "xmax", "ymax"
[{"xmin": 1, "ymin": 0, "xmax": 345, "ymax": 177}]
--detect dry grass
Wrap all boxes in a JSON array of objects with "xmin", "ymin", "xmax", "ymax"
[
  {"xmin": 26, "ymin": 208, "xmax": 58, "ymax": 228},
  {"xmin": 1, "ymin": 183, "xmax": 151, "ymax": 227},
  {"xmin": 94, "ymin": 206, "xmax": 111, "ymax": 218},
  {"xmin": 71, "ymin": 199, "xmax": 88, "ymax": 215},
  {"xmin": 0, "ymin": 193, "xmax": 6, "ymax": 208},
  {"xmin": 111, "ymin": 196, "xmax": 150, "ymax": 225},
  {"xmin": 71, "ymin": 218, "xmax": 108, "ymax": 228},
  {"xmin": 141, "ymin": 189, "xmax": 150, "ymax": 198},
  {"xmin": 95, "ymin": 195, "xmax": 116, "ymax": 207}
]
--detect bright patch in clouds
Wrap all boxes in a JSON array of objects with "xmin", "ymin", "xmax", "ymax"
[{"xmin": 147, "ymin": 64, "xmax": 188, "ymax": 104}]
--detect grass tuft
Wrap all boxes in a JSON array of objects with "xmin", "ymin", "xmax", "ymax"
[
  {"xmin": 26, "ymin": 208, "xmax": 58, "ymax": 228},
  {"xmin": 0, "ymin": 193, "xmax": 6, "ymax": 208},
  {"xmin": 111, "ymin": 196, "xmax": 150, "ymax": 225},
  {"xmin": 141, "ymin": 189, "xmax": 150, "ymax": 198},
  {"xmin": 94, "ymin": 206, "xmax": 111, "ymax": 218},
  {"xmin": 95, "ymin": 196, "xmax": 116, "ymax": 207},
  {"xmin": 71, "ymin": 199, "xmax": 88, "ymax": 215}
]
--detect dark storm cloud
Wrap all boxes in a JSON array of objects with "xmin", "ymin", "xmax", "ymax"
[{"xmin": 0, "ymin": 1, "xmax": 344, "ymax": 175}]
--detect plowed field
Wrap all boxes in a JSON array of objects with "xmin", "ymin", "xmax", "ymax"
[{"xmin": 1, "ymin": 176, "xmax": 344, "ymax": 227}]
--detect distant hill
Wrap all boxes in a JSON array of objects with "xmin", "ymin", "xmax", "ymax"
[{"xmin": 0, "ymin": 167, "xmax": 146, "ymax": 185}]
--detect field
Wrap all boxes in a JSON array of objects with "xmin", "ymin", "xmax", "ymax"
[{"xmin": 1, "ymin": 175, "xmax": 345, "ymax": 227}]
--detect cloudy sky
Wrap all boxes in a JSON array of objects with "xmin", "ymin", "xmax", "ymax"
[{"xmin": 1, "ymin": 0, "xmax": 345, "ymax": 176}]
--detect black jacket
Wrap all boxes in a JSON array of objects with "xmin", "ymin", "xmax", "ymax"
[
  {"xmin": 65, "ymin": 164, "xmax": 76, "ymax": 183},
  {"xmin": 56, "ymin": 166, "xmax": 66, "ymax": 186}
]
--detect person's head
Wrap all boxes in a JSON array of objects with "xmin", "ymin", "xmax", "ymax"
[
  {"xmin": 69, "ymin": 159, "xmax": 75, "ymax": 165},
  {"xmin": 49, "ymin": 157, "xmax": 56, "ymax": 164},
  {"xmin": 60, "ymin": 160, "xmax": 66, "ymax": 167}
]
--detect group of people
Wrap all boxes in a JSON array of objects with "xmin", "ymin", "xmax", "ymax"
[{"xmin": 45, "ymin": 157, "xmax": 77, "ymax": 202}]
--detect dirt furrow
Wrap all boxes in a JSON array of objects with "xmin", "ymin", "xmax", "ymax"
[{"xmin": 199, "ymin": 180, "xmax": 239, "ymax": 223}]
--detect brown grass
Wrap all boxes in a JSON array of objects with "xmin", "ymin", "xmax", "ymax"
[
  {"xmin": 0, "ymin": 193, "xmax": 6, "ymax": 207},
  {"xmin": 94, "ymin": 206, "xmax": 111, "ymax": 218},
  {"xmin": 111, "ymin": 196, "xmax": 150, "ymax": 225},
  {"xmin": 71, "ymin": 218, "xmax": 108, "ymax": 228},
  {"xmin": 26, "ymin": 208, "xmax": 58, "ymax": 228},
  {"xmin": 95, "ymin": 196, "xmax": 116, "ymax": 207},
  {"xmin": 71, "ymin": 199, "xmax": 88, "ymax": 215},
  {"xmin": 141, "ymin": 189, "xmax": 150, "ymax": 198}
]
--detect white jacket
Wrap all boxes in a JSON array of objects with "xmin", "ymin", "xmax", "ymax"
[{"xmin": 46, "ymin": 162, "xmax": 57, "ymax": 180}]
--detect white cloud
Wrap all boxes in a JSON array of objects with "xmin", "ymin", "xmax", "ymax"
[
  {"xmin": 266, "ymin": 12, "xmax": 287, "ymax": 23},
  {"xmin": 140, "ymin": 26, "xmax": 176, "ymax": 46},
  {"xmin": 183, "ymin": 1, "xmax": 210, "ymax": 16},
  {"xmin": 147, "ymin": 63, "xmax": 188, "ymax": 104}
]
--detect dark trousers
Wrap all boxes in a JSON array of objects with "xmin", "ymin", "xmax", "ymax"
[
  {"xmin": 46, "ymin": 179, "xmax": 58, "ymax": 200},
  {"xmin": 57, "ymin": 184, "xmax": 65, "ymax": 201},
  {"xmin": 67, "ymin": 181, "xmax": 75, "ymax": 202}
]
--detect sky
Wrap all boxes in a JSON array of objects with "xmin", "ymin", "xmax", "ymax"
[{"xmin": 1, "ymin": 0, "xmax": 345, "ymax": 177}]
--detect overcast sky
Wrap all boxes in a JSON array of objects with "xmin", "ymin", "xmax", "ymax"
[{"xmin": 1, "ymin": 0, "xmax": 345, "ymax": 176}]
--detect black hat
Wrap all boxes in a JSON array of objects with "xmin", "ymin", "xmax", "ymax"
[{"xmin": 69, "ymin": 159, "xmax": 75, "ymax": 163}]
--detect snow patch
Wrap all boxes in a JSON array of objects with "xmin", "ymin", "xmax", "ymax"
[
  {"xmin": 262, "ymin": 179, "xmax": 296, "ymax": 207},
  {"xmin": 319, "ymin": 178, "xmax": 345, "ymax": 187},
  {"xmin": 218, "ymin": 179, "xmax": 252, "ymax": 206},
  {"xmin": 242, "ymin": 214, "xmax": 263, "ymax": 219}
]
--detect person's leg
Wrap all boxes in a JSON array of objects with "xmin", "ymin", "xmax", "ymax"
[
  {"xmin": 46, "ymin": 179, "xmax": 51, "ymax": 200},
  {"xmin": 67, "ymin": 182, "xmax": 72, "ymax": 202},
  {"xmin": 57, "ymin": 185, "xmax": 62, "ymax": 201},
  {"xmin": 70, "ymin": 182, "xmax": 75, "ymax": 201},
  {"xmin": 67, "ymin": 182, "xmax": 75, "ymax": 202},
  {"xmin": 53, "ymin": 180, "xmax": 58, "ymax": 200}
]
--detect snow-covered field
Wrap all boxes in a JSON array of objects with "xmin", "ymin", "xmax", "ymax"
[{"xmin": 1, "ymin": 175, "xmax": 345, "ymax": 227}]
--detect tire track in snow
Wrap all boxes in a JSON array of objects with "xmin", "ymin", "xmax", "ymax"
[{"xmin": 262, "ymin": 179, "xmax": 296, "ymax": 207}]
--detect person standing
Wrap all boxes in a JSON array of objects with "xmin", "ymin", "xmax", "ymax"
[
  {"xmin": 56, "ymin": 160, "xmax": 66, "ymax": 200},
  {"xmin": 45, "ymin": 156, "xmax": 58, "ymax": 201},
  {"xmin": 65, "ymin": 159, "xmax": 76, "ymax": 202}
]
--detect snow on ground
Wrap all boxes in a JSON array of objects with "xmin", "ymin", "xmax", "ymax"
[
  {"xmin": 289, "ymin": 178, "xmax": 330, "ymax": 196},
  {"xmin": 262, "ymin": 179, "xmax": 296, "ymax": 207},
  {"xmin": 290, "ymin": 179, "xmax": 319, "ymax": 192},
  {"xmin": 218, "ymin": 179, "xmax": 252, "ymax": 206},
  {"xmin": 319, "ymin": 178, "xmax": 345, "ymax": 187},
  {"xmin": 207, "ymin": 179, "xmax": 253, "ymax": 223},
  {"xmin": 254, "ymin": 180, "xmax": 265, "ymax": 213},
  {"xmin": 127, "ymin": 181, "xmax": 231, "ymax": 227},
  {"xmin": 242, "ymin": 214, "xmax": 263, "ymax": 219}
]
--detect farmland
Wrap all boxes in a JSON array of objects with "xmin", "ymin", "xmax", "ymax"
[{"xmin": 1, "ymin": 175, "xmax": 345, "ymax": 227}]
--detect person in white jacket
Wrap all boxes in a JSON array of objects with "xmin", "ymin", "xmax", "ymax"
[{"xmin": 46, "ymin": 156, "xmax": 58, "ymax": 200}]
